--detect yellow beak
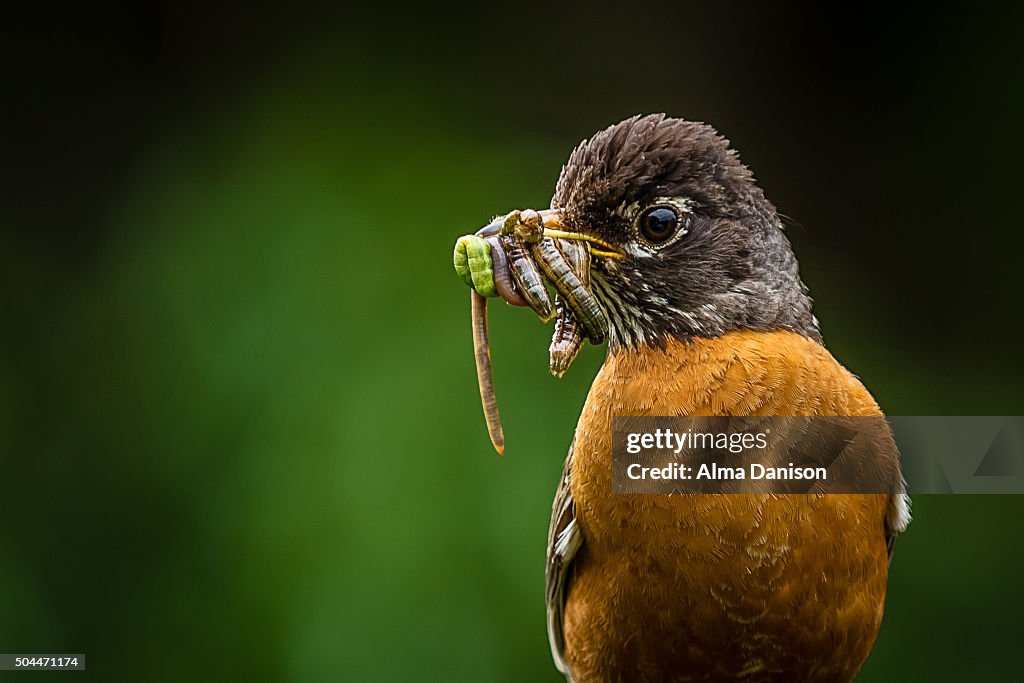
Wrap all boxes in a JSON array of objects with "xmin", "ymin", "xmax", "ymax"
[{"xmin": 538, "ymin": 209, "xmax": 626, "ymax": 260}]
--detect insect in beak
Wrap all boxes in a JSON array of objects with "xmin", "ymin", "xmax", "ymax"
[{"xmin": 455, "ymin": 208, "xmax": 617, "ymax": 454}]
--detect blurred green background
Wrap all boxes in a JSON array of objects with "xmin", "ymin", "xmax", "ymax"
[{"xmin": 2, "ymin": 2, "xmax": 1023, "ymax": 681}]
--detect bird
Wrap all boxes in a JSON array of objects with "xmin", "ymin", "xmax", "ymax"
[{"xmin": 527, "ymin": 115, "xmax": 912, "ymax": 681}]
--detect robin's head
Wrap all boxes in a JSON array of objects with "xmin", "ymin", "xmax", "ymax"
[{"xmin": 549, "ymin": 114, "xmax": 820, "ymax": 350}]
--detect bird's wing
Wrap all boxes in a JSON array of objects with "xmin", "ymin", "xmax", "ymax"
[{"xmin": 546, "ymin": 438, "xmax": 581, "ymax": 677}]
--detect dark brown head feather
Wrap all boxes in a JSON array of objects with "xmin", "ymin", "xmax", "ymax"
[{"xmin": 550, "ymin": 114, "xmax": 820, "ymax": 349}]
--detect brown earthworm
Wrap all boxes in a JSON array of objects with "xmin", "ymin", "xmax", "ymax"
[
  {"xmin": 471, "ymin": 289, "xmax": 504, "ymax": 454},
  {"xmin": 467, "ymin": 222, "xmax": 525, "ymax": 455},
  {"xmin": 485, "ymin": 236, "xmax": 528, "ymax": 307}
]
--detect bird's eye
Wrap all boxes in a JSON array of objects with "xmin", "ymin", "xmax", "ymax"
[{"xmin": 638, "ymin": 206, "xmax": 683, "ymax": 244}]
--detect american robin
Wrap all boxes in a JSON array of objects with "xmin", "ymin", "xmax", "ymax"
[{"xmin": 473, "ymin": 115, "xmax": 911, "ymax": 681}]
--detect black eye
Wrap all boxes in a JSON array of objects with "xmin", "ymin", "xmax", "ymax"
[{"xmin": 639, "ymin": 206, "xmax": 683, "ymax": 244}]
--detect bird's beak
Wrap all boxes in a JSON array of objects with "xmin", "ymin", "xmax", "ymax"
[
  {"xmin": 475, "ymin": 209, "xmax": 625, "ymax": 260},
  {"xmin": 474, "ymin": 218, "xmax": 503, "ymax": 238},
  {"xmin": 538, "ymin": 210, "xmax": 626, "ymax": 260}
]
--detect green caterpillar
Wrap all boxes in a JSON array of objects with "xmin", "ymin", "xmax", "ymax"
[{"xmin": 453, "ymin": 234, "xmax": 497, "ymax": 298}]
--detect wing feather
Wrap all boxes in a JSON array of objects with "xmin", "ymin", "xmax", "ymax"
[{"xmin": 545, "ymin": 439, "xmax": 580, "ymax": 678}]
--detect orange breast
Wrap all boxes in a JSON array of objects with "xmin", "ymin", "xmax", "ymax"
[{"xmin": 564, "ymin": 330, "xmax": 894, "ymax": 682}]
